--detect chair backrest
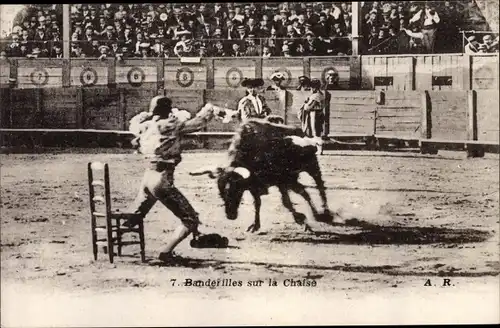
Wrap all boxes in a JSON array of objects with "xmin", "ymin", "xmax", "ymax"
[{"xmin": 88, "ymin": 162, "xmax": 112, "ymax": 220}]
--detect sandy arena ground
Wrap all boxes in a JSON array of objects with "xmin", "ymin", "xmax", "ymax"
[{"xmin": 1, "ymin": 149, "xmax": 499, "ymax": 326}]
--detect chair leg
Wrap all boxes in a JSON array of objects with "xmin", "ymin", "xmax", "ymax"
[
  {"xmin": 138, "ymin": 220, "xmax": 146, "ymax": 263},
  {"xmin": 106, "ymin": 217, "xmax": 114, "ymax": 264},
  {"xmin": 116, "ymin": 219, "xmax": 123, "ymax": 257},
  {"xmin": 91, "ymin": 217, "xmax": 98, "ymax": 261}
]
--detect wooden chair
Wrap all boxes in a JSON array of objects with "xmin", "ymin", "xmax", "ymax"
[{"xmin": 88, "ymin": 162, "xmax": 146, "ymax": 263}]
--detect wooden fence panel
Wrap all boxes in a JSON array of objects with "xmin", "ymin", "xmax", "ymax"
[
  {"xmin": 429, "ymin": 91, "xmax": 468, "ymax": 140},
  {"xmin": 115, "ymin": 59, "xmax": 158, "ymax": 89},
  {"xmin": 123, "ymin": 88, "xmax": 159, "ymax": 130},
  {"xmin": 17, "ymin": 59, "xmax": 64, "ymax": 89},
  {"xmin": 375, "ymin": 91, "xmax": 422, "ymax": 139},
  {"xmin": 82, "ymin": 88, "xmax": 121, "ymax": 130},
  {"xmin": 329, "ymin": 91, "xmax": 377, "ymax": 135},
  {"xmin": 471, "ymin": 55, "xmax": 499, "ymax": 90},
  {"xmin": 70, "ymin": 59, "xmax": 109, "ymax": 87},
  {"xmin": 415, "ymin": 55, "xmax": 465, "ymax": 91},
  {"xmin": 9, "ymin": 89, "xmax": 39, "ymax": 128},
  {"xmin": 476, "ymin": 90, "xmax": 500, "ymax": 143},
  {"xmin": 213, "ymin": 58, "xmax": 256, "ymax": 89},
  {"xmin": 164, "ymin": 59, "xmax": 208, "ymax": 90},
  {"xmin": 0, "ymin": 59, "xmax": 11, "ymax": 87},
  {"xmin": 42, "ymin": 88, "xmax": 79, "ymax": 128}
]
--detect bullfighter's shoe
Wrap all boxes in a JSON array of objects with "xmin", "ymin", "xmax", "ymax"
[{"xmin": 158, "ymin": 251, "xmax": 183, "ymax": 263}]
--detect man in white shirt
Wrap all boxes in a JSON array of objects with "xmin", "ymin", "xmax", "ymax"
[{"xmin": 409, "ymin": 4, "xmax": 440, "ymax": 53}]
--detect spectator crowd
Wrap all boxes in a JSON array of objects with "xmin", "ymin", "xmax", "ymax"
[{"xmin": 0, "ymin": 2, "xmax": 498, "ymax": 59}]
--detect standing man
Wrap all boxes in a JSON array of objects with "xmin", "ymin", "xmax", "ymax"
[
  {"xmin": 237, "ymin": 78, "xmax": 272, "ymax": 122},
  {"xmin": 297, "ymin": 78, "xmax": 325, "ymax": 155}
]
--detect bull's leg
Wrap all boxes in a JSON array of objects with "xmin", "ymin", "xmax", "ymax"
[
  {"xmin": 278, "ymin": 186, "xmax": 313, "ymax": 233},
  {"xmin": 246, "ymin": 190, "xmax": 261, "ymax": 233},
  {"xmin": 288, "ymin": 182, "xmax": 320, "ymax": 218},
  {"xmin": 305, "ymin": 159, "xmax": 334, "ymax": 224}
]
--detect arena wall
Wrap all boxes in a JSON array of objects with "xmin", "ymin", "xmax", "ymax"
[{"xmin": 0, "ymin": 54, "xmax": 498, "ymax": 153}]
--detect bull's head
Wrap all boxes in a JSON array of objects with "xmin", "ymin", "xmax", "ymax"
[{"xmin": 190, "ymin": 165, "xmax": 251, "ymax": 221}]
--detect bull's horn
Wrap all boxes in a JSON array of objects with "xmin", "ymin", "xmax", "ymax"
[
  {"xmin": 189, "ymin": 165, "xmax": 221, "ymax": 179},
  {"xmin": 233, "ymin": 167, "xmax": 251, "ymax": 179}
]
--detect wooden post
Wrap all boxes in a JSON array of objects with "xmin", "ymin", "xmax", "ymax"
[
  {"xmin": 255, "ymin": 57, "xmax": 263, "ymax": 80},
  {"xmin": 466, "ymin": 89, "xmax": 484, "ymax": 157},
  {"xmin": 63, "ymin": 4, "xmax": 70, "ymax": 59},
  {"xmin": 76, "ymin": 88, "xmax": 84, "ymax": 128},
  {"xmin": 420, "ymin": 90, "xmax": 438, "ymax": 154},
  {"xmin": 467, "ymin": 90, "xmax": 478, "ymax": 141},
  {"xmin": 421, "ymin": 90, "xmax": 432, "ymax": 139},
  {"xmin": 157, "ymin": 57, "xmax": 164, "ymax": 92},
  {"xmin": 206, "ymin": 58, "xmax": 215, "ymax": 89},
  {"xmin": 119, "ymin": 89, "xmax": 126, "ymax": 131},
  {"xmin": 36, "ymin": 88, "xmax": 44, "ymax": 128},
  {"xmin": 278, "ymin": 89, "xmax": 287, "ymax": 124},
  {"xmin": 351, "ymin": 2, "xmax": 360, "ymax": 56}
]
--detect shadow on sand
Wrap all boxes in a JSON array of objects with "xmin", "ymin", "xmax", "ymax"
[{"xmin": 270, "ymin": 218, "xmax": 492, "ymax": 245}]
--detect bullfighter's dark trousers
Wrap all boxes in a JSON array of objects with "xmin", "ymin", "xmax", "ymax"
[{"xmin": 129, "ymin": 162, "xmax": 200, "ymax": 230}]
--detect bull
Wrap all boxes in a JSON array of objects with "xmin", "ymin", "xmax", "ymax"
[{"xmin": 190, "ymin": 118, "xmax": 336, "ymax": 233}]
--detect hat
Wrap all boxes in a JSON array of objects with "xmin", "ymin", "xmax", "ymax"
[
  {"xmin": 305, "ymin": 31, "xmax": 315, "ymax": 37},
  {"xmin": 32, "ymin": 47, "xmax": 41, "ymax": 54},
  {"xmin": 106, "ymin": 25, "xmax": 114, "ymax": 30},
  {"xmin": 298, "ymin": 75, "xmax": 310, "ymax": 82},
  {"xmin": 310, "ymin": 78, "xmax": 321, "ymax": 89},
  {"xmin": 270, "ymin": 72, "xmax": 285, "ymax": 81},
  {"xmin": 237, "ymin": 25, "xmax": 245, "ymax": 30},
  {"xmin": 177, "ymin": 30, "xmax": 192, "ymax": 37},
  {"xmin": 37, "ymin": 26, "xmax": 45, "ymax": 30},
  {"xmin": 99, "ymin": 45, "xmax": 110, "ymax": 52},
  {"xmin": 149, "ymin": 33, "xmax": 158, "ymax": 39},
  {"xmin": 248, "ymin": 33, "xmax": 256, "ymax": 38},
  {"xmin": 160, "ymin": 13, "xmax": 168, "ymax": 21},
  {"xmin": 39, "ymin": 16, "xmax": 46, "ymax": 22},
  {"xmin": 282, "ymin": 44, "xmax": 290, "ymax": 52},
  {"xmin": 139, "ymin": 42, "xmax": 151, "ymax": 48},
  {"xmin": 241, "ymin": 78, "xmax": 264, "ymax": 88}
]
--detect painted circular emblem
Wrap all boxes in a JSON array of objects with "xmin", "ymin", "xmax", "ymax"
[
  {"xmin": 176, "ymin": 67, "xmax": 194, "ymax": 88},
  {"xmin": 226, "ymin": 67, "xmax": 243, "ymax": 88},
  {"xmin": 321, "ymin": 66, "xmax": 339, "ymax": 84},
  {"xmin": 30, "ymin": 68, "xmax": 49, "ymax": 86},
  {"xmin": 127, "ymin": 67, "xmax": 146, "ymax": 87},
  {"xmin": 80, "ymin": 67, "xmax": 98, "ymax": 86},
  {"xmin": 474, "ymin": 65, "xmax": 494, "ymax": 88}
]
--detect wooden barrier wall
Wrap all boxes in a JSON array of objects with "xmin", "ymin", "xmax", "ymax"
[
  {"xmin": 1, "ymin": 87, "xmax": 498, "ymax": 146},
  {"xmin": 1, "ymin": 54, "xmax": 497, "ymax": 91}
]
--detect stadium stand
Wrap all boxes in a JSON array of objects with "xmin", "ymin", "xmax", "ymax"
[{"xmin": 0, "ymin": 2, "xmax": 498, "ymax": 58}]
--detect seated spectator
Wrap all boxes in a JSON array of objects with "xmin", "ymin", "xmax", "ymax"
[
  {"xmin": 0, "ymin": 51, "xmax": 7, "ymax": 60},
  {"xmin": 97, "ymin": 45, "xmax": 110, "ymax": 60},
  {"xmin": 229, "ymin": 42, "xmax": 243, "ymax": 57},
  {"xmin": 281, "ymin": 44, "xmax": 292, "ymax": 57},
  {"xmin": 210, "ymin": 39, "xmax": 226, "ymax": 57},
  {"xmin": 464, "ymin": 36, "xmax": 480, "ymax": 54},
  {"xmin": 174, "ymin": 32, "xmax": 196, "ymax": 57},
  {"xmin": 481, "ymin": 34, "xmax": 499, "ymax": 53},
  {"xmin": 244, "ymin": 35, "xmax": 260, "ymax": 56},
  {"xmin": 262, "ymin": 45, "xmax": 272, "ymax": 58}
]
